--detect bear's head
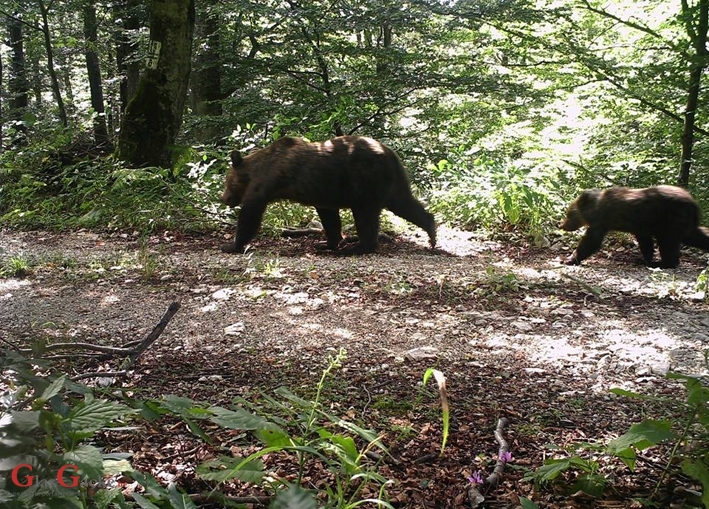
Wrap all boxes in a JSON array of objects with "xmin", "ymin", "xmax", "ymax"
[
  {"xmin": 560, "ymin": 189, "xmax": 600, "ymax": 231},
  {"xmin": 220, "ymin": 150, "xmax": 251, "ymax": 207}
]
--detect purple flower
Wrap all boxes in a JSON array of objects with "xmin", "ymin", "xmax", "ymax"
[
  {"xmin": 499, "ymin": 451, "xmax": 513, "ymax": 463},
  {"xmin": 467, "ymin": 471, "xmax": 485, "ymax": 485}
]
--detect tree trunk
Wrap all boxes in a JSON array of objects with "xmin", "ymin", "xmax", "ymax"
[
  {"xmin": 679, "ymin": 0, "xmax": 709, "ymax": 187},
  {"xmin": 114, "ymin": 0, "xmax": 143, "ymax": 114},
  {"xmin": 38, "ymin": 0, "xmax": 68, "ymax": 127},
  {"xmin": 83, "ymin": 1, "xmax": 109, "ymax": 146},
  {"xmin": 7, "ymin": 16, "xmax": 29, "ymax": 139},
  {"xmin": 190, "ymin": 0, "xmax": 223, "ymax": 141},
  {"xmin": 115, "ymin": 0, "xmax": 195, "ymax": 168}
]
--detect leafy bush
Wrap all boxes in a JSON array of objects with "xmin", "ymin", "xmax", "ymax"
[
  {"xmin": 193, "ymin": 349, "xmax": 394, "ymax": 508},
  {"xmin": 1, "ymin": 346, "xmax": 393, "ymax": 508},
  {"xmin": 0, "ymin": 351, "xmax": 136, "ymax": 508},
  {"xmin": 427, "ymin": 152, "xmax": 567, "ymax": 236},
  {"xmin": 527, "ymin": 367, "xmax": 709, "ymax": 506}
]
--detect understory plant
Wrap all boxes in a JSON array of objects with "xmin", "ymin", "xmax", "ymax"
[
  {"xmin": 527, "ymin": 364, "xmax": 709, "ymax": 507},
  {"xmin": 2, "ymin": 344, "xmax": 392, "ymax": 508},
  {"xmin": 0, "ymin": 351, "xmax": 138, "ymax": 509},
  {"xmin": 192, "ymin": 348, "xmax": 394, "ymax": 508},
  {"xmin": 427, "ymin": 153, "xmax": 565, "ymax": 237}
]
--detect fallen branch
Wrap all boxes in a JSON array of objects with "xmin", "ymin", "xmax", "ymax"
[
  {"xmin": 22, "ymin": 302, "xmax": 181, "ymax": 382},
  {"xmin": 127, "ymin": 301, "xmax": 181, "ymax": 365},
  {"xmin": 468, "ymin": 417, "xmax": 510, "ymax": 507}
]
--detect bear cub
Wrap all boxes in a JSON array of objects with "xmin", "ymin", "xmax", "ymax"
[{"xmin": 561, "ymin": 185, "xmax": 709, "ymax": 268}]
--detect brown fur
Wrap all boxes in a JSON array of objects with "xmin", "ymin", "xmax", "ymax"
[
  {"xmin": 220, "ymin": 136, "xmax": 437, "ymax": 254},
  {"xmin": 561, "ymin": 185, "xmax": 709, "ymax": 268}
]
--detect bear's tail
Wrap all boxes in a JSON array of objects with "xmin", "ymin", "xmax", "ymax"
[{"xmin": 684, "ymin": 226, "xmax": 709, "ymax": 251}]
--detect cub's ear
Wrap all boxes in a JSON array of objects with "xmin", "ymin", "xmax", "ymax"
[{"xmin": 230, "ymin": 150, "xmax": 243, "ymax": 167}]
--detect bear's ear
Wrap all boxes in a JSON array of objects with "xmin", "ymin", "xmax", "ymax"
[
  {"xmin": 577, "ymin": 189, "xmax": 600, "ymax": 209},
  {"xmin": 230, "ymin": 150, "xmax": 243, "ymax": 167}
]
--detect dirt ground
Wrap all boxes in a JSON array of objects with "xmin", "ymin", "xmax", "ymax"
[{"xmin": 2, "ymin": 225, "xmax": 709, "ymax": 508}]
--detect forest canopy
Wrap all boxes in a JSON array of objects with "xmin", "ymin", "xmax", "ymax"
[{"xmin": 0, "ymin": 0, "xmax": 708, "ymax": 235}]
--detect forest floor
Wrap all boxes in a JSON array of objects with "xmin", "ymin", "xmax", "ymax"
[{"xmin": 2, "ymin": 224, "xmax": 709, "ymax": 508}]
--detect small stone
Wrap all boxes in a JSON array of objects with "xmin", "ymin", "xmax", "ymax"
[{"xmin": 224, "ymin": 322, "xmax": 245, "ymax": 336}]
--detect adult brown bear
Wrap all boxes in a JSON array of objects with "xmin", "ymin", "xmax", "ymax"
[
  {"xmin": 220, "ymin": 136, "xmax": 437, "ymax": 254},
  {"xmin": 561, "ymin": 185, "xmax": 709, "ymax": 268}
]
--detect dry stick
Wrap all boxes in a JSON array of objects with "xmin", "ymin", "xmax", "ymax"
[
  {"xmin": 69, "ymin": 301, "xmax": 181, "ymax": 381},
  {"xmin": 127, "ymin": 301, "xmax": 181, "ymax": 365},
  {"xmin": 467, "ymin": 417, "xmax": 510, "ymax": 507},
  {"xmin": 20, "ymin": 342, "xmax": 136, "ymax": 355}
]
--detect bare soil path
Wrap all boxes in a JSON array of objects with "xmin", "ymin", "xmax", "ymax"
[{"xmin": 2, "ymin": 226, "xmax": 708, "ymax": 507}]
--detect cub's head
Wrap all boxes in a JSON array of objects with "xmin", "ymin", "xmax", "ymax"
[
  {"xmin": 560, "ymin": 189, "xmax": 601, "ymax": 231},
  {"xmin": 220, "ymin": 150, "xmax": 251, "ymax": 207}
]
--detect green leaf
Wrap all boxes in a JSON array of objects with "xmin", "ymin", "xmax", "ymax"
[
  {"xmin": 681, "ymin": 458, "xmax": 709, "ymax": 509},
  {"xmin": 68, "ymin": 399, "xmax": 130, "ymax": 433},
  {"xmin": 63, "ymin": 444, "xmax": 104, "ymax": 479},
  {"xmin": 167, "ymin": 482, "xmax": 198, "ymax": 509},
  {"xmin": 209, "ymin": 405, "xmax": 280, "ymax": 431},
  {"xmin": 609, "ymin": 446, "xmax": 637, "ymax": 471},
  {"xmin": 132, "ymin": 492, "xmax": 162, "ymax": 509},
  {"xmin": 104, "ymin": 459, "xmax": 133, "ymax": 476},
  {"xmin": 39, "ymin": 375, "xmax": 67, "ymax": 402},
  {"xmin": 520, "ymin": 497, "xmax": 539, "ymax": 509},
  {"xmin": 196, "ymin": 456, "xmax": 264, "ymax": 483},
  {"xmin": 533, "ymin": 456, "xmax": 596, "ymax": 483},
  {"xmin": 607, "ymin": 420, "xmax": 673, "ymax": 454},
  {"xmin": 274, "ymin": 387, "xmax": 315, "ymax": 409},
  {"xmin": 570, "ymin": 473, "xmax": 606, "ymax": 498},
  {"xmin": 270, "ymin": 486, "xmax": 317, "ymax": 509},
  {"xmin": 257, "ymin": 428, "xmax": 293, "ymax": 448},
  {"xmin": 684, "ymin": 377, "xmax": 709, "ymax": 406},
  {"xmin": 159, "ymin": 395, "xmax": 208, "ymax": 417},
  {"xmin": 609, "ymin": 388, "xmax": 645, "ymax": 399}
]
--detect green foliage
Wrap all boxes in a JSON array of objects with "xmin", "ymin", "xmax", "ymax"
[
  {"xmin": 528, "ymin": 366, "xmax": 709, "ymax": 505},
  {"xmin": 2, "ymin": 345, "xmax": 394, "ymax": 508},
  {"xmin": 0, "ymin": 136, "xmax": 228, "ymax": 233},
  {"xmin": 0, "ymin": 254, "xmax": 32, "ymax": 278},
  {"xmin": 190, "ymin": 349, "xmax": 394, "ymax": 508},
  {"xmin": 428, "ymin": 153, "xmax": 566, "ymax": 235},
  {"xmin": 0, "ymin": 351, "xmax": 137, "ymax": 508}
]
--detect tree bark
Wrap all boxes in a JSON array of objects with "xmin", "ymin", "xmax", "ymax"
[
  {"xmin": 83, "ymin": 1, "xmax": 109, "ymax": 146},
  {"xmin": 679, "ymin": 0, "xmax": 709, "ymax": 187},
  {"xmin": 115, "ymin": 0, "xmax": 196, "ymax": 168},
  {"xmin": 38, "ymin": 0, "xmax": 68, "ymax": 127},
  {"xmin": 7, "ymin": 16, "xmax": 29, "ymax": 139},
  {"xmin": 113, "ymin": 0, "xmax": 143, "ymax": 114},
  {"xmin": 190, "ymin": 0, "xmax": 223, "ymax": 141}
]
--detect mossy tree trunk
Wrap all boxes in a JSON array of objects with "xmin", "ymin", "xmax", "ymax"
[{"xmin": 116, "ymin": 0, "xmax": 195, "ymax": 168}]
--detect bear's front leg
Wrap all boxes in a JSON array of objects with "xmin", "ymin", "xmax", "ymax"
[{"xmin": 223, "ymin": 200, "xmax": 268, "ymax": 254}]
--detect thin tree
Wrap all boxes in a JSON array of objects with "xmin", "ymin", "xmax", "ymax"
[
  {"xmin": 116, "ymin": 0, "xmax": 195, "ymax": 167},
  {"xmin": 679, "ymin": 0, "xmax": 709, "ymax": 187},
  {"xmin": 7, "ymin": 15, "xmax": 30, "ymax": 141},
  {"xmin": 113, "ymin": 0, "xmax": 142, "ymax": 114},
  {"xmin": 37, "ymin": 0, "xmax": 68, "ymax": 127},
  {"xmin": 83, "ymin": 1, "xmax": 109, "ymax": 146},
  {"xmin": 190, "ymin": 0, "xmax": 222, "ymax": 141}
]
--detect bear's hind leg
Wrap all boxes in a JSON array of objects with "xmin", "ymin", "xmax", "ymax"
[
  {"xmin": 387, "ymin": 195, "xmax": 437, "ymax": 247},
  {"xmin": 635, "ymin": 235, "xmax": 655, "ymax": 264},
  {"xmin": 340, "ymin": 207, "xmax": 381, "ymax": 254},
  {"xmin": 653, "ymin": 236, "xmax": 681, "ymax": 268}
]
